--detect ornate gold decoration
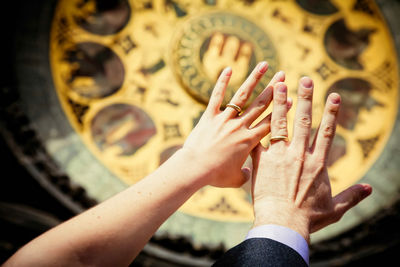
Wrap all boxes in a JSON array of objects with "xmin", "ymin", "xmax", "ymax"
[
  {"xmin": 50, "ymin": 0, "xmax": 399, "ymax": 245},
  {"xmin": 171, "ymin": 11, "xmax": 278, "ymax": 105}
]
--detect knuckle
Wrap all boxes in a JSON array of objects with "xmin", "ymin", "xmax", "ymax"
[
  {"xmin": 237, "ymin": 91, "xmax": 248, "ymax": 103},
  {"xmin": 212, "ymin": 88, "xmax": 223, "ymax": 98},
  {"xmin": 256, "ymin": 97, "xmax": 268, "ymax": 107},
  {"xmin": 273, "ymin": 118, "xmax": 287, "ymax": 130},
  {"xmin": 238, "ymin": 96, "xmax": 247, "ymax": 105},
  {"xmin": 298, "ymin": 92, "xmax": 313, "ymax": 101},
  {"xmin": 328, "ymin": 104, "xmax": 340, "ymax": 115},
  {"xmin": 297, "ymin": 115, "xmax": 312, "ymax": 128},
  {"xmin": 254, "ymin": 71, "xmax": 263, "ymax": 80},
  {"xmin": 274, "ymin": 95, "xmax": 287, "ymax": 105},
  {"xmin": 238, "ymin": 94, "xmax": 247, "ymax": 106},
  {"xmin": 220, "ymin": 75, "xmax": 230, "ymax": 84},
  {"xmin": 322, "ymin": 125, "xmax": 335, "ymax": 138}
]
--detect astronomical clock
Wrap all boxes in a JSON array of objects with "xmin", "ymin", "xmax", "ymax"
[{"xmin": 2, "ymin": 0, "xmax": 400, "ymax": 265}]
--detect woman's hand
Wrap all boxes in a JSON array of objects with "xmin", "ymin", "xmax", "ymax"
[
  {"xmin": 182, "ymin": 62, "xmax": 287, "ymax": 188},
  {"xmin": 251, "ymin": 77, "xmax": 372, "ymax": 242}
]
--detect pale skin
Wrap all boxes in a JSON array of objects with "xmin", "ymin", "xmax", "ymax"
[
  {"xmin": 251, "ymin": 77, "xmax": 372, "ymax": 243},
  {"xmin": 4, "ymin": 61, "xmax": 286, "ymax": 267},
  {"xmin": 4, "ymin": 64, "xmax": 371, "ymax": 267}
]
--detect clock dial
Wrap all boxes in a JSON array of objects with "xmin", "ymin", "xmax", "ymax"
[
  {"xmin": 171, "ymin": 11, "xmax": 278, "ymax": 106},
  {"xmin": 46, "ymin": 0, "xmax": 399, "ymax": 248}
]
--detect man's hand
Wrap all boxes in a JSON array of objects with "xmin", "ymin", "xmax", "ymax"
[{"xmin": 250, "ymin": 77, "xmax": 372, "ymax": 242}]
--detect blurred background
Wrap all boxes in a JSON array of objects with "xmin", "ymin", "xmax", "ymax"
[{"xmin": 1, "ymin": 0, "xmax": 400, "ymax": 266}]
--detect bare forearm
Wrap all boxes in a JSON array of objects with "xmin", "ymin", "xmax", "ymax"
[
  {"xmin": 5, "ymin": 149, "xmax": 209, "ymax": 267},
  {"xmin": 5, "ymin": 63, "xmax": 277, "ymax": 267}
]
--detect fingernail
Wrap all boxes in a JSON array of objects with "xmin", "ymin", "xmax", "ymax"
[
  {"xmin": 276, "ymin": 71, "xmax": 285, "ymax": 81},
  {"xmin": 330, "ymin": 93, "xmax": 341, "ymax": 104},
  {"xmin": 361, "ymin": 184, "xmax": 372, "ymax": 196},
  {"xmin": 223, "ymin": 66, "xmax": 232, "ymax": 76},
  {"xmin": 258, "ymin": 61, "xmax": 268, "ymax": 73},
  {"xmin": 300, "ymin": 76, "xmax": 313, "ymax": 89}
]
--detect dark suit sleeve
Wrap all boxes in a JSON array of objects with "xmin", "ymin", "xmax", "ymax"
[{"xmin": 212, "ymin": 238, "xmax": 308, "ymax": 267}]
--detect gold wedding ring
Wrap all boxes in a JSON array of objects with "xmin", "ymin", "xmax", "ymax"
[
  {"xmin": 226, "ymin": 103, "xmax": 242, "ymax": 115},
  {"xmin": 270, "ymin": 135, "xmax": 288, "ymax": 142}
]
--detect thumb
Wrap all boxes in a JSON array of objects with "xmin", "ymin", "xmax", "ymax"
[
  {"xmin": 333, "ymin": 183, "xmax": 372, "ymax": 219},
  {"xmin": 241, "ymin": 167, "xmax": 252, "ymax": 183}
]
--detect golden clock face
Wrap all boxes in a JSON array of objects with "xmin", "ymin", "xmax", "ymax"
[
  {"xmin": 171, "ymin": 11, "xmax": 279, "ymax": 106},
  {"xmin": 50, "ymin": 0, "xmax": 399, "ymax": 246}
]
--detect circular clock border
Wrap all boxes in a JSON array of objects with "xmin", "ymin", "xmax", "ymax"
[
  {"xmin": 2, "ymin": 0, "xmax": 400, "ymax": 265},
  {"xmin": 170, "ymin": 10, "xmax": 279, "ymax": 107}
]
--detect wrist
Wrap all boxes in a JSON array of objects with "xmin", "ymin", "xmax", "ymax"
[
  {"xmin": 177, "ymin": 147, "xmax": 222, "ymax": 185},
  {"xmin": 171, "ymin": 148, "xmax": 214, "ymax": 188},
  {"xmin": 253, "ymin": 199, "xmax": 310, "ymax": 243}
]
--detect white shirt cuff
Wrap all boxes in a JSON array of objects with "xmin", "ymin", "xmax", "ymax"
[{"xmin": 245, "ymin": 224, "xmax": 309, "ymax": 265}]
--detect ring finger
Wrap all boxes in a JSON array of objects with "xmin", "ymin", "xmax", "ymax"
[
  {"xmin": 270, "ymin": 82, "xmax": 288, "ymax": 143},
  {"xmin": 224, "ymin": 61, "xmax": 268, "ymax": 118}
]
